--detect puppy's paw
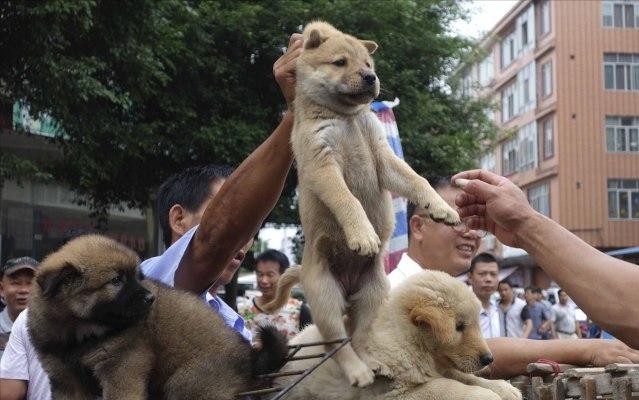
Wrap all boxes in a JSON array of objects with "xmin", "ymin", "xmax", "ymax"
[
  {"xmin": 425, "ymin": 199, "xmax": 461, "ymax": 226},
  {"xmin": 346, "ymin": 362, "xmax": 375, "ymax": 388},
  {"xmin": 345, "ymin": 224, "xmax": 381, "ymax": 256},
  {"xmin": 360, "ymin": 352, "xmax": 392, "ymax": 378},
  {"xmin": 484, "ymin": 380, "xmax": 522, "ymax": 400}
]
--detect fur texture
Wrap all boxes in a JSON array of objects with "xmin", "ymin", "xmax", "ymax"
[
  {"xmin": 263, "ymin": 21, "xmax": 460, "ymax": 387},
  {"xmin": 275, "ymin": 270, "xmax": 523, "ymax": 400},
  {"xmin": 28, "ymin": 235, "xmax": 288, "ymax": 400}
]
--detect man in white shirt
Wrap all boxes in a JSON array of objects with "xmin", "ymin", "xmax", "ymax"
[
  {"xmin": 0, "ymin": 310, "xmax": 51, "ymax": 400},
  {"xmin": 388, "ymin": 177, "xmax": 484, "ymax": 288},
  {"xmin": 468, "ymin": 253, "xmax": 501, "ymax": 339},
  {"xmin": 497, "ymin": 280, "xmax": 527, "ymax": 338},
  {"xmin": 553, "ymin": 289, "xmax": 581, "ymax": 339},
  {"xmin": 0, "ymin": 257, "xmax": 39, "ymax": 357}
]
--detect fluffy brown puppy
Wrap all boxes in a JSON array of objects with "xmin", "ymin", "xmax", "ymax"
[
  {"xmin": 28, "ymin": 235, "xmax": 287, "ymax": 400},
  {"xmin": 263, "ymin": 21, "xmax": 460, "ymax": 388}
]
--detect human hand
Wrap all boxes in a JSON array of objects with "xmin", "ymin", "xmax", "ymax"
[
  {"xmin": 587, "ymin": 339, "xmax": 639, "ymax": 366},
  {"xmin": 451, "ymin": 170, "xmax": 539, "ymax": 247},
  {"xmin": 274, "ymin": 33, "xmax": 303, "ymax": 109}
]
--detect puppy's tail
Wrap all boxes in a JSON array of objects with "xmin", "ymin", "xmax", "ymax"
[
  {"xmin": 261, "ymin": 265, "xmax": 300, "ymax": 313},
  {"xmin": 251, "ymin": 325, "xmax": 289, "ymax": 376}
]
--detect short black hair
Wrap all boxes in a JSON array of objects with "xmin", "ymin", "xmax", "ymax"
[
  {"xmin": 498, "ymin": 279, "xmax": 512, "ymax": 288},
  {"xmin": 255, "ymin": 249, "xmax": 290, "ymax": 274},
  {"xmin": 157, "ymin": 165, "xmax": 234, "ymax": 248},
  {"xmin": 469, "ymin": 252, "xmax": 499, "ymax": 273},
  {"xmin": 406, "ymin": 176, "xmax": 453, "ymax": 237}
]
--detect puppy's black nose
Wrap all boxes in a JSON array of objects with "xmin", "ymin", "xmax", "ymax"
[
  {"xmin": 480, "ymin": 353, "xmax": 494, "ymax": 366},
  {"xmin": 144, "ymin": 293, "xmax": 155, "ymax": 305},
  {"xmin": 362, "ymin": 73, "xmax": 376, "ymax": 85}
]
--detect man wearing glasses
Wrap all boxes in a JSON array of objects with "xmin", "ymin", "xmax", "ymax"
[{"xmin": 388, "ymin": 176, "xmax": 486, "ymax": 288}]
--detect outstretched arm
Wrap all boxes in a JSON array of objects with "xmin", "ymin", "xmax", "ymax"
[
  {"xmin": 453, "ymin": 170, "xmax": 639, "ymax": 349},
  {"xmin": 175, "ymin": 35, "xmax": 302, "ymax": 294},
  {"xmin": 481, "ymin": 337, "xmax": 639, "ymax": 379}
]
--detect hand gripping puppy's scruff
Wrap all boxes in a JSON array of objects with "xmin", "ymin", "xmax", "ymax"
[
  {"xmin": 274, "ymin": 270, "xmax": 522, "ymax": 400},
  {"xmin": 27, "ymin": 235, "xmax": 288, "ymax": 400},
  {"xmin": 263, "ymin": 21, "xmax": 460, "ymax": 387}
]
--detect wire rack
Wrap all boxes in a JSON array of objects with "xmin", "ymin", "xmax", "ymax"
[{"xmin": 236, "ymin": 337, "xmax": 351, "ymax": 400}]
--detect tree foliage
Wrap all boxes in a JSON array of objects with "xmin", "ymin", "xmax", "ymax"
[{"xmin": 0, "ymin": 0, "xmax": 494, "ymax": 225}]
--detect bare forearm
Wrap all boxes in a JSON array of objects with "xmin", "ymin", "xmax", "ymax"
[
  {"xmin": 176, "ymin": 112, "xmax": 294, "ymax": 293},
  {"xmin": 484, "ymin": 337, "xmax": 591, "ymax": 379},
  {"xmin": 517, "ymin": 213, "xmax": 639, "ymax": 347}
]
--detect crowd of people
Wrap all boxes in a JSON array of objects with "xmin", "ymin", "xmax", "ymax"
[
  {"xmin": 1, "ymin": 31, "xmax": 638, "ymax": 400},
  {"xmin": 465, "ymin": 252, "xmax": 582, "ymax": 341}
]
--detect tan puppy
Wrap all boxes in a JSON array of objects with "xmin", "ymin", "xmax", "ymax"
[
  {"xmin": 28, "ymin": 235, "xmax": 288, "ymax": 400},
  {"xmin": 264, "ymin": 21, "xmax": 460, "ymax": 387},
  {"xmin": 275, "ymin": 270, "xmax": 522, "ymax": 400}
]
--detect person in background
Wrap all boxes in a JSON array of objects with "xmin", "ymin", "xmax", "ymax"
[
  {"xmin": 467, "ymin": 253, "xmax": 501, "ymax": 339},
  {"xmin": 521, "ymin": 287, "xmax": 552, "ymax": 340},
  {"xmin": 497, "ymin": 280, "xmax": 527, "ymax": 338},
  {"xmin": 239, "ymin": 249, "xmax": 312, "ymax": 340},
  {"xmin": 537, "ymin": 288, "xmax": 556, "ymax": 339},
  {"xmin": 0, "ymin": 257, "xmax": 38, "ymax": 357},
  {"xmin": 554, "ymin": 289, "xmax": 582, "ymax": 339}
]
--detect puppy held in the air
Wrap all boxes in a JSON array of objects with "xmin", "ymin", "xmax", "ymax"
[
  {"xmin": 275, "ymin": 270, "xmax": 522, "ymax": 400},
  {"xmin": 28, "ymin": 235, "xmax": 288, "ymax": 400},
  {"xmin": 263, "ymin": 21, "xmax": 460, "ymax": 387}
]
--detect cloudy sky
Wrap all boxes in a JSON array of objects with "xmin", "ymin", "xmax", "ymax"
[{"xmin": 453, "ymin": 0, "xmax": 519, "ymax": 38}]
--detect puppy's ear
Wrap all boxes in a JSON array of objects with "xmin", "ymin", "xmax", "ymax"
[
  {"xmin": 409, "ymin": 302, "xmax": 455, "ymax": 344},
  {"xmin": 360, "ymin": 40, "xmax": 378, "ymax": 54},
  {"xmin": 305, "ymin": 29, "xmax": 327, "ymax": 49},
  {"xmin": 37, "ymin": 263, "xmax": 80, "ymax": 297}
]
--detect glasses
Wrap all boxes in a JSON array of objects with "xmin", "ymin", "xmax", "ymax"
[{"xmin": 417, "ymin": 215, "xmax": 487, "ymax": 238}]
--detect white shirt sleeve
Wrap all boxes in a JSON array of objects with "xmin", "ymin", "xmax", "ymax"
[
  {"xmin": 141, "ymin": 225, "xmax": 199, "ymax": 287},
  {"xmin": 0, "ymin": 311, "xmax": 29, "ymax": 380}
]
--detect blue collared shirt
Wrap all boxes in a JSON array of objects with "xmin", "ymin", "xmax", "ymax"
[{"xmin": 141, "ymin": 225, "xmax": 252, "ymax": 342}]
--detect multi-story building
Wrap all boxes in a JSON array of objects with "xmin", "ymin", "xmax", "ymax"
[
  {"xmin": 459, "ymin": 0, "xmax": 639, "ymax": 287},
  {"xmin": 0, "ymin": 103, "xmax": 150, "ymax": 264}
]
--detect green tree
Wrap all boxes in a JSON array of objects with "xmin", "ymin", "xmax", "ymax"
[{"xmin": 0, "ymin": 0, "xmax": 494, "ymax": 226}]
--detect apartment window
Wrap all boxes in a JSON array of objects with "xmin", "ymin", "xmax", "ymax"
[
  {"xmin": 542, "ymin": 117, "xmax": 554, "ymax": 158},
  {"xmin": 606, "ymin": 116, "xmax": 639, "ymax": 152},
  {"xmin": 540, "ymin": 0, "xmax": 551, "ymax": 35},
  {"xmin": 521, "ymin": 21, "xmax": 529, "ymax": 45},
  {"xmin": 502, "ymin": 139, "xmax": 518, "ymax": 175},
  {"xmin": 501, "ymin": 31, "xmax": 517, "ymax": 69},
  {"xmin": 602, "ymin": 0, "xmax": 639, "ymax": 28},
  {"xmin": 461, "ymin": 73, "xmax": 472, "ymax": 97},
  {"xmin": 541, "ymin": 61, "xmax": 553, "ymax": 97},
  {"xmin": 608, "ymin": 179, "xmax": 639, "ymax": 219},
  {"xmin": 604, "ymin": 53, "xmax": 639, "ymax": 91},
  {"xmin": 518, "ymin": 122, "xmax": 538, "ymax": 172},
  {"xmin": 519, "ymin": 62, "xmax": 536, "ymax": 113},
  {"xmin": 480, "ymin": 152, "xmax": 496, "ymax": 172},
  {"xmin": 478, "ymin": 56, "xmax": 494, "ymax": 86},
  {"xmin": 500, "ymin": 122, "xmax": 538, "ymax": 175},
  {"xmin": 528, "ymin": 182, "xmax": 550, "ymax": 216},
  {"xmin": 501, "ymin": 81, "xmax": 518, "ymax": 122}
]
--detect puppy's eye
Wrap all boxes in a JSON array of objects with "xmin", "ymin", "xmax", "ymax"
[
  {"xmin": 456, "ymin": 322, "xmax": 465, "ymax": 332},
  {"xmin": 110, "ymin": 276, "xmax": 123, "ymax": 285},
  {"xmin": 366, "ymin": 61, "xmax": 371, "ymax": 68},
  {"xmin": 333, "ymin": 58, "xmax": 347, "ymax": 67}
]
